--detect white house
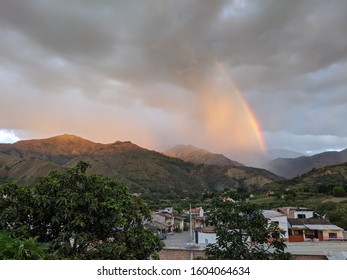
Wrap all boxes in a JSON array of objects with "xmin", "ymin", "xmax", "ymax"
[
  {"xmin": 194, "ymin": 210, "xmax": 290, "ymax": 245},
  {"xmin": 277, "ymin": 207, "xmax": 314, "ymax": 219},
  {"xmin": 184, "ymin": 207, "xmax": 204, "ymax": 217},
  {"xmin": 262, "ymin": 210, "xmax": 289, "ymax": 239},
  {"xmin": 195, "ymin": 226, "xmax": 216, "ymax": 245}
]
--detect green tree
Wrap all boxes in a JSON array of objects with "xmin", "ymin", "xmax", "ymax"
[
  {"xmin": 332, "ymin": 185, "xmax": 345, "ymax": 197},
  {"xmin": 325, "ymin": 205, "xmax": 347, "ymax": 230},
  {"xmin": 205, "ymin": 190, "xmax": 291, "ymax": 260},
  {"xmin": 0, "ymin": 233, "xmax": 50, "ymax": 260},
  {"xmin": 0, "ymin": 161, "xmax": 163, "ymax": 259}
]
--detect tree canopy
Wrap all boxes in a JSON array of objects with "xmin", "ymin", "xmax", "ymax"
[
  {"xmin": 205, "ymin": 190, "xmax": 291, "ymax": 260},
  {"xmin": 0, "ymin": 161, "xmax": 163, "ymax": 259}
]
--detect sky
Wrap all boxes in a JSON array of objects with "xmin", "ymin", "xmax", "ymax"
[{"xmin": 1, "ymin": 0, "xmax": 347, "ymax": 165}]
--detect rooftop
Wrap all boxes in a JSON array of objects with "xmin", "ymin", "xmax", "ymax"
[
  {"xmin": 262, "ymin": 210, "xmax": 286, "ymax": 219},
  {"xmin": 288, "ymin": 218, "xmax": 332, "ymax": 226}
]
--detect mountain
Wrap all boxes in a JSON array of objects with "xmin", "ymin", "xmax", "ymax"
[
  {"xmin": 0, "ymin": 134, "xmax": 282, "ymax": 204},
  {"xmin": 265, "ymin": 148, "xmax": 347, "ymax": 179},
  {"xmin": 267, "ymin": 148, "xmax": 305, "ymax": 160},
  {"xmin": 163, "ymin": 145, "xmax": 282, "ymax": 190},
  {"xmin": 253, "ymin": 163, "xmax": 347, "ymax": 230},
  {"xmin": 0, "ymin": 134, "xmax": 146, "ymax": 161},
  {"xmin": 260, "ymin": 163, "xmax": 347, "ymax": 205},
  {"xmin": 165, "ymin": 144, "xmax": 244, "ymax": 167}
]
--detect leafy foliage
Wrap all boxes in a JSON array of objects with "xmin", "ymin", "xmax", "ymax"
[
  {"xmin": 0, "ymin": 161, "xmax": 163, "ymax": 259},
  {"xmin": 0, "ymin": 233, "xmax": 50, "ymax": 260},
  {"xmin": 332, "ymin": 185, "xmax": 345, "ymax": 197},
  {"xmin": 205, "ymin": 190, "xmax": 291, "ymax": 260},
  {"xmin": 315, "ymin": 202, "xmax": 347, "ymax": 230}
]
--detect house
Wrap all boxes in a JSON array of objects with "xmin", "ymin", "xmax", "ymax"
[
  {"xmin": 184, "ymin": 207, "xmax": 204, "ymax": 217},
  {"xmin": 173, "ymin": 216, "xmax": 185, "ymax": 232},
  {"xmin": 145, "ymin": 221, "xmax": 169, "ymax": 234},
  {"xmin": 277, "ymin": 207, "xmax": 314, "ymax": 219},
  {"xmin": 161, "ymin": 207, "xmax": 173, "ymax": 214},
  {"xmin": 151, "ymin": 212, "xmax": 174, "ymax": 232},
  {"xmin": 193, "ymin": 216, "xmax": 205, "ymax": 229},
  {"xmin": 287, "ymin": 218, "xmax": 344, "ymax": 242},
  {"xmin": 195, "ymin": 226, "xmax": 216, "ymax": 245},
  {"xmin": 182, "ymin": 206, "xmax": 205, "ymax": 230},
  {"xmin": 193, "ymin": 209, "xmax": 287, "ymax": 245},
  {"xmin": 181, "ymin": 205, "xmax": 345, "ymax": 245},
  {"xmin": 270, "ymin": 207, "xmax": 345, "ymax": 242},
  {"xmin": 262, "ymin": 210, "xmax": 289, "ymax": 239}
]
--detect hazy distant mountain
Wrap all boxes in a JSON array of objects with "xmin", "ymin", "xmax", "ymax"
[
  {"xmin": 266, "ymin": 148, "xmax": 347, "ymax": 179},
  {"xmin": 165, "ymin": 144, "xmax": 244, "ymax": 167},
  {"xmin": 0, "ymin": 134, "xmax": 282, "ymax": 203},
  {"xmin": 267, "ymin": 148, "xmax": 305, "ymax": 160}
]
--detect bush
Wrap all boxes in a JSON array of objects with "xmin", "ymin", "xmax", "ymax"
[
  {"xmin": 332, "ymin": 185, "xmax": 345, "ymax": 197},
  {"xmin": 0, "ymin": 233, "xmax": 50, "ymax": 260}
]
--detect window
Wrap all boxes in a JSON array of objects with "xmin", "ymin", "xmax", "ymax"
[
  {"xmin": 297, "ymin": 214, "xmax": 306, "ymax": 218},
  {"xmin": 270, "ymin": 221, "xmax": 279, "ymax": 226},
  {"xmin": 329, "ymin": 232, "xmax": 338, "ymax": 239},
  {"xmin": 294, "ymin": 230, "xmax": 303, "ymax": 236}
]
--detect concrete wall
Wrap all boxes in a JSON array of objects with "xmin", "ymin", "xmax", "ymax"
[
  {"xmin": 293, "ymin": 210, "xmax": 314, "ymax": 219},
  {"xmin": 322, "ymin": 230, "xmax": 344, "ymax": 241},
  {"xmin": 269, "ymin": 216, "xmax": 289, "ymax": 239},
  {"xmin": 158, "ymin": 249, "xmax": 327, "ymax": 260},
  {"xmin": 152, "ymin": 214, "xmax": 165, "ymax": 225},
  {"xmin": 196, "ymin": 232, "xmax": 217, "ymax": 245},
  {"xmin": 158, "ymin": 248, "xmax": 205, "ymax": 260}
]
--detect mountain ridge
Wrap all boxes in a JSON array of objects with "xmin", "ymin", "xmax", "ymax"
[
  {"xmin": 165, "ymin": 144, "xmax": 244, "ymax": 167},
  {"xmin": 0, "ymin": 134, "xmax": 147, "ymax": 163},
  {"xmin": 0, "ymin": 134, "xmax": 282, "ymax": 204},
  {"xmin": 266, "ymin": 148, "xmax": 347, "ymax": 178}
]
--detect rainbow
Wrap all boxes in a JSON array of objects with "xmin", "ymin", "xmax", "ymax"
[{"xmin": 214, "ymin": 61, "xmax": 267, "ymax": 154}]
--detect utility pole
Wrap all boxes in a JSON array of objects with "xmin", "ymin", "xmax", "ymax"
[
  {"xmin": 189, "ymin": 203, "xmax": 193, "ymax": 243},
  {"xmin": 189, "ymin": 203, "xmax": 193, "ymax": 260}
]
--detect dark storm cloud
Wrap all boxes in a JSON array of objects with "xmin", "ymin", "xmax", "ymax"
[{"xmin": 1, "ymin": 0, "xmax": 347, "ymax": 157}]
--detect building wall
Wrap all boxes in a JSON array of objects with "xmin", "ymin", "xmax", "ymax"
[
  {"xmin": 158, "ymin": 249, "xmax": 327, "ymax": 260},
  {"xmin": 293, "ymin": 255, "xmax": 327, "ymax": 260},
  {"xmin": 293, "ymin": 210, "xmax": 314, "ymax": 219},
  {"xmin": 196, "ymin": 232, "xmax": 217, "ymax": 245},
  {"xmin": 322, "ymin": 230, "xmax": 344, "ymax": 241},
  {"xmin": 198, "ymin": 207, "xmax": 204, "ymax": 217},
  {"xmin": 158, "ymin": 249, "xmax": 205, "ymax": 260},
  {"xmin": 174, "ymin": 220, "xmax": 184, "ymax": 231},
  {"xmin": 288, "ymin": 235, "xmax": 304, "ymax": 242},
  {"xmin": 152, "ymin": 214, "xmax": 165, "ymax": 225},
  {"xmin": 269, "ymin": 216, "xmax": 289, "ymax": 239}
]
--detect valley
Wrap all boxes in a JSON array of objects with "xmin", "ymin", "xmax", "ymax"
[{"xmin": 1, "ymin": 134, "xmax": 347, "ymax": 229}]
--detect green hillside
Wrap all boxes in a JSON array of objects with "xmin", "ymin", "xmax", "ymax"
[
  {"xmin": 251, "ymin": 163, "xmax": 347, "ymax": 229},
  {"xmin": 0, "ymin": 135, "xmax": 282, "ymax": 208}
]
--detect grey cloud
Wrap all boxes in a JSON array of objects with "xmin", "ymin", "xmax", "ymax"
[
  {"xmin": 0, "ymin": 0, "xmax": 116, "ymax": 58},
  {"xmin": 1, "ymin": 0, "xmax": 347, "ymax": 158}
]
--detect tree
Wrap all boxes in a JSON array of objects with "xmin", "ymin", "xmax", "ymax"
[
  {"xmin": 205, "ymin": 190, "xmax": 291, "ymax": 260},
  {"xmin": 0, "ymin": 161, "xmax": 163, "ymax": 259},
  {"xmin": 0, "ymin": 233, "xmax": 50, "ymax": 260},
  {"xmin": 332, "ymin": 185, "xmax": 345, "ymax": 197}
]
